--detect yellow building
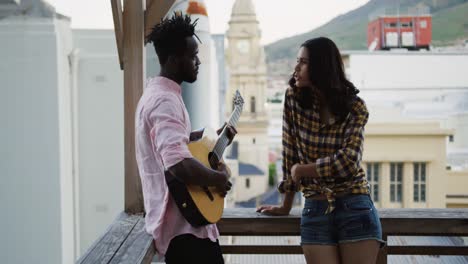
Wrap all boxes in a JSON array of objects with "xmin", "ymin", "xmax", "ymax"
[
  {"xmin": 364, "ymin": 121, "xmax": 468, "ymax": 208},
  {"xmin": 341, "ymin": 51, "xmax": 468, "ymax": 209},
  {"xmin": 446, "ymin": 170, "xmax": 468, "ymax": 208},
  {"xmin": 364, "ymin": 122, "xmax": 450, "ymax": 208}
]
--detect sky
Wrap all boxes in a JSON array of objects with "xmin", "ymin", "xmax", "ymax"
[{"xmin": 45, "ymin": 0, "xmax": 370, "ymax": 45}]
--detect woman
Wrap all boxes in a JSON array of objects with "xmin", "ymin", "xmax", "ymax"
[{"xmin": 257, "ymin": 37, "xmax": 384, "ymax": 264}]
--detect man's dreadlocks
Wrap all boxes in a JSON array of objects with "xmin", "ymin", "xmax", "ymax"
[{"xmin": 147, "ymin": 13, "xmax": 200, "ymax": 65}]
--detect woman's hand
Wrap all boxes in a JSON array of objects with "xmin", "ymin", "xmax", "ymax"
[{"xmin": 256, "ymin": 205, "xmax": 291, "ymax": 216}]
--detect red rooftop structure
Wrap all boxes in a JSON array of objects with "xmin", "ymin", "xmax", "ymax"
[{"xmin": 367, "ymin": 15, "xmax": 432, "ymax": 50}]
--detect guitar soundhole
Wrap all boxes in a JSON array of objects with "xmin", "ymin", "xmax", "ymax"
[{"xmin": 203, "ymin": 186, "xmax": 214, "ymax": 201}]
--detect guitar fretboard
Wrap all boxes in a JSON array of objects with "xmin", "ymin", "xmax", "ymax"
[{"xmin": 210, "ymin": 106, "xmax": 242, "ymax": 164}]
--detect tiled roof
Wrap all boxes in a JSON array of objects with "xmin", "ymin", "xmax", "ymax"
[{"xmin": 239, "ymin": 162, "xmax": 264, "ymax": 176}]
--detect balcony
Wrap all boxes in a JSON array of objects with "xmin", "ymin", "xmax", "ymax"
[
  {"xmin": 77, "ymin": 208, "xmax": 468, "ymax": 264},
  {"xmin": 76, "ymin": 2, "xmax": 468, "ymax": 263}
]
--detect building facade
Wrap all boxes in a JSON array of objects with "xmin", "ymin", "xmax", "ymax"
[
  {"xmin": 0, "ymin": 1, "xmax": 74, "ymax": 263},
  {"xmin": 225, "ymin": 0, "xmax": 269, "ymax": 202},
  {"xmin": 363, "ymin": 122, "xmax": 451, "ymax": 208}
]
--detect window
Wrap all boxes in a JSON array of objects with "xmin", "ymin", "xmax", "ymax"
[
  {"xmin": 413, "ymin": 162, "xmax": 426, "ymax": 202},
  {"xmin": 400, "ymin": 22, "xmax": 413, "ymax": 28},
  {"xmin": 390, "ymin": 163, "xmax": 403, "ymax": 202},
  {"xmin": 252, "ymin": 138, "xmax": 256, "ymax": 144},
  {"xmin": 246, "ymin": 178, "xmax": 250, "ymax": 188},
  {"xmin": 250, "ymin": 96, "xmax": 256, "ymax": 113},
  {"xmin": 366, "ymin": 163, "xmax": 380, "ymax": 202}
]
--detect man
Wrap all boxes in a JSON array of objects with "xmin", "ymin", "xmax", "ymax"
[{"xmin": 135, "ymin": 14, "xmax": 235, "ymax": 264}]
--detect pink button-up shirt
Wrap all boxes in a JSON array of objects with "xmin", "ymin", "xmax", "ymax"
[{"xmin": 135, "ymin": 76, "xmax": 219, "ymax": 255}]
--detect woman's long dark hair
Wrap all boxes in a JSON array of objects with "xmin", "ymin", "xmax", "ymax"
[{"xmin": 289, "ymin": 37, "xmax": 359, "ymax": 121}]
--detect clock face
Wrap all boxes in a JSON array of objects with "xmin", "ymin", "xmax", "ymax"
[{"xmin": 236, "ymin": 40, "xmax": 250, "ymax": 54}]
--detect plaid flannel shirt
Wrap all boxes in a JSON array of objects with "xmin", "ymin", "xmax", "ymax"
[{"xmin": 278, "ymin": 87, "xmax": 370, "ymax": 213}]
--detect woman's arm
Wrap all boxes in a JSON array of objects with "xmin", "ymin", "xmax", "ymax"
[{"xmin": 291, "ymin": 163, "xmax": 319, "ymax": 184}]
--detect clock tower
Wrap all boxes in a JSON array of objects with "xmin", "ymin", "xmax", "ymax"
[{"xmin": 225, "ymin": 0, "xmax": 269, "ymax": 188}]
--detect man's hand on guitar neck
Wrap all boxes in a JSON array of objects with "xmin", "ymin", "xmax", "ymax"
[{"xmin": 217, "ymin": 123, "xmax": 237, "ymax": 146}]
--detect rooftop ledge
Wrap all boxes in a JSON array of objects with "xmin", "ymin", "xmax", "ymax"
[{"xmin": 77, "ymin": 208, "xmax": 468, "ymax": 264}]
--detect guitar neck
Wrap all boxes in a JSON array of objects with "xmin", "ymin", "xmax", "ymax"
[{"xmin": 211, "ymin": 106, "xmax": 242, "ymax": 162}]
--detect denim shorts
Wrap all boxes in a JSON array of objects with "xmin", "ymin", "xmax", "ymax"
[{"xmin": 300, "ymin": 194, "xmax": 385, "ymax": 246}]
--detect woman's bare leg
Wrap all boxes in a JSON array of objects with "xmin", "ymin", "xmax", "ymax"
[
  {"xmin": 339, "ymin": 240, "xmax": 380, "ymax": 264},
  {"xmin": 302, "ymin": 245, "xmax": 341, "ymax": 264}
]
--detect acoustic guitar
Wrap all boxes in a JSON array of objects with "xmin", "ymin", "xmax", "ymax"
[{"xmin": 165, "ymin": 90, "xmax": 244, "ymax": 227}]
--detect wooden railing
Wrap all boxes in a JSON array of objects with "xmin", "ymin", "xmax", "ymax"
[{"xmin": 77, "ymin": 208, "xmax": 468, "ymax": 264}]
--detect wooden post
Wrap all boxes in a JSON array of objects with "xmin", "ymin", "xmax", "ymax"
[
  {"xmin": 123, "ymin": 0, "xmax": 145, "ymax": 214},
  {"xmin": 145, "ymin": 0, "xmax": 176, "ymax": 43},
  {"xmin": 111, "ymin": 0, "xmax": 124, "ymax": 70},
  {"xmin": 112, "ymin": 0, "xmax": 176, "ymax": 214}
]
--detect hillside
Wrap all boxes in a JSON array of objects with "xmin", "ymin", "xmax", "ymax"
[{"xmin": 265, "ymin": 0, "xmax": 468, "ymax": 66}]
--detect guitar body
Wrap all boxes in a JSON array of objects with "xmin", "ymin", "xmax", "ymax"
[
  {"xmin": 165, "ymin": 90, "xmax": 244, "ymax": 227},
  {"xmin": 187, "ymin": 140, "xmax": 225, "ymax": 223},
  {"xmin": 165, "ymin": 137, "xmax": 225, "ymax": 227}
]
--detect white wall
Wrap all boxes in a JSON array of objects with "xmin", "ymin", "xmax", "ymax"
[
  {"xmin": 347, "ymin": 52, "xmax": 468, "ymax": 90},
  {"xmin": 55, "ymin": 18, "xmax": 75, "ymax": 264},
  {"xmin": 0, "ymin": 17, "xmax": 72, "ymax": 264},
  {"xmin": 235, "ymin": 175, "xmax": 267, "ymax": 202},
  {"xmin": 238, "ymin": 135, "xmax": 269, "ymax": 174},
  {"xmin": 346, "ymin": 52, "xmax": 468, "ymax": 105},
  {"xmin": 447, "ymin": 113, "xmax": 468, "ymax": 149},
  {"xmin": 72, "ymin": 29, "xmax": 125, "ymax": 256}
]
